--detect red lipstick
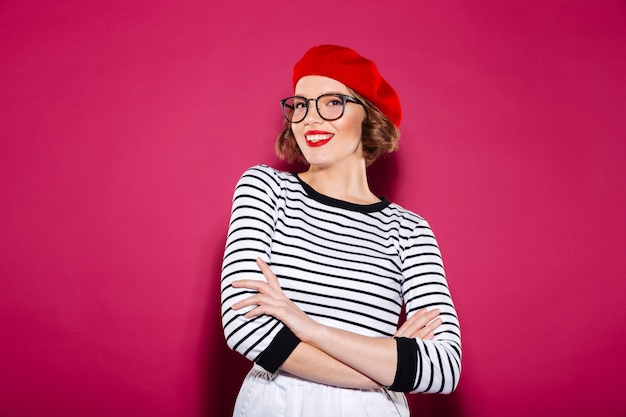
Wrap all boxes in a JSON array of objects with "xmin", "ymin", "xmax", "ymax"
[{"xmin": 304, "ymin": 130, "xmax": 334, "ymax": 147}]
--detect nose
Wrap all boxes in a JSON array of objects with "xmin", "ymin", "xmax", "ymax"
[{"xmin": 303, "ymin": 98, "xmax": 323, "ymax": 125}]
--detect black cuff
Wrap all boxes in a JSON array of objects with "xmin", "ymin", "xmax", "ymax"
[
  {"xmin": 255, "ymin": 326, "xmax": 301, "ymax": 373},
  {"xmin": 388, "ymin": 336, "xmax": 418, "ymax": 392}
]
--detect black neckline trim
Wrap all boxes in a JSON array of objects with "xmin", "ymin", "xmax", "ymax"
[{"xmin": 293, "ymin": 173, "xmax": 390, "ymax": 213}]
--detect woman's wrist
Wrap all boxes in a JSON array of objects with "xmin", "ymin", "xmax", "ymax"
[{"xmin": 298, "ymin": 319, "xmax": 327, "ymax": 346}]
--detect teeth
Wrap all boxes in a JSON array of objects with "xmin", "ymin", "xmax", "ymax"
[{"xmin": 306, "ymin": 134, "xmax": 333, "ymax": 142}]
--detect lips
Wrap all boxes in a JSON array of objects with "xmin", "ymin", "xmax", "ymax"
[{"xmin": 304, "ymin": 130, "xmax": 334, "ymax": 147}]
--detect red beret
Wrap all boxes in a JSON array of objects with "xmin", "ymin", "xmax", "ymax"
[{"xmin": 292, "ymin": 45, "xmax": 402, "ymax": 127}]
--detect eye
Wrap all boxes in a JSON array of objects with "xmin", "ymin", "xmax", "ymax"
[
  {"xmin": 322, "ymin": 95, "xmax": 344, "ymax": 107},
  {"xmin": 293, "ymin": 98, "xmax": 308, "ymax": 109}
]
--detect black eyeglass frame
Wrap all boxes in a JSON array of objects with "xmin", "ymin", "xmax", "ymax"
[{"xmin": 280, "ymin": 93, "xmax": 364, "ymax": 123}]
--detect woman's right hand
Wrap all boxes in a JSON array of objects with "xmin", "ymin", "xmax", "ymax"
[{"xmin": 394, "ymin": 308, "xmax": 442, "ymax": 340}]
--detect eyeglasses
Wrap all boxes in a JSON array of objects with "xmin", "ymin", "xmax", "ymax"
[{"xmin": 280, "ymin": 93, "xmax": 364, "ymax": 123}]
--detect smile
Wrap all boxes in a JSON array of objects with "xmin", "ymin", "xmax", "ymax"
[{"xmin": 304, "ymin": 132, "xmax": 334, "ymax": 147}]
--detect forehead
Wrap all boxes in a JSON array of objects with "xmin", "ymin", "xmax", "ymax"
[{"xmin": 294, "ymin": 75, "xmax": 351, "ymax": 96}]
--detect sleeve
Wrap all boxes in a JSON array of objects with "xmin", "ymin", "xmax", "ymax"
[
  {"xmin": 388, "ymin": 219, "xmax": 462, "ymax": 394},
  {"xmin": 220, "ymin": 165, "xmax": 301, "ymax": 373}
]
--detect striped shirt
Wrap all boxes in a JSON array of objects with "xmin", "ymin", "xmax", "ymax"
[{"xmin": 221, "ymin": 164, "xmax": 461, "ymax": 394}]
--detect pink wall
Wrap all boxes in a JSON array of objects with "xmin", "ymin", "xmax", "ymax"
[{"xmin": 1, "ymin": 1, "xmax": 625, "ymax": 416}]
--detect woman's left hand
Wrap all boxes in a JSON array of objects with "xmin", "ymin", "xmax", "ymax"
[{"xmin": 231, "ymin": 258, "xmax": 319, "ymax": 342}]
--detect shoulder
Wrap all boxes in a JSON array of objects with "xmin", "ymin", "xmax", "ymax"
[
  {"xmin": 384, "ymin": 201, "xmax": 431, "ymax": 230},
  {"xmin": 235, "ymin": 164, "xmax": 293, "ymax": 196},
  {"xmin": 384, "ymin": 203, "xmax": 442, "ymax": 255},
  {"xmin": 238, "ymin": 164, "xmax": 289, "ymax": 183}
]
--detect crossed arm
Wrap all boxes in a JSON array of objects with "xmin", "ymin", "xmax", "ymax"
[
  {"xmin": 221, "ymin": 167, "xmax": 460, "ymax": 392},
  {"xmin": 232, "ymin": 258, "xmax": 442, "ymax": 389}
]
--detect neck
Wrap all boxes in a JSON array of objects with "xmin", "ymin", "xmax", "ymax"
[{"xmin": 299, "ymin": 161, "xmax": 379, "ymax": 205}]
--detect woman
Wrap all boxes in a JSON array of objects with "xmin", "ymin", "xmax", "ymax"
[{"xmin": 221, "ymin": 45, "xmax": 461, "ymax": 417}]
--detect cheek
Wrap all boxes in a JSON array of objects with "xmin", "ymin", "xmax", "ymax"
[
  {"xmin": 341, "ymin": 111, "xmax": 365, "ymax": 138},
  {"xmin": 292, "ymin": 131, "xmax": 306, "ymax": 150},
  {"xmin": 290, "ymin": 124, "xmax": 303, "ymax": 139},
  {"xmin": 343, "ymin": 121, "xmax": 363, "ymax": 140}
]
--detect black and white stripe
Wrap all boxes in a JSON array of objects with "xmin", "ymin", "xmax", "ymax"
[{"xmin": 221, "ymin": 164, "xmax": 461, "ymax": 393}]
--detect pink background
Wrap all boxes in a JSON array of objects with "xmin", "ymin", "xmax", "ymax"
[{"xmin": 1, "ymin": 1, "xmax": 625, "ymax": 416}]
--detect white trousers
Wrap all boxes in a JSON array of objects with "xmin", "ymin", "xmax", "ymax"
[{"xmin": 232, "ymin": 364, "xmax": 409, "ymax": 417}]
